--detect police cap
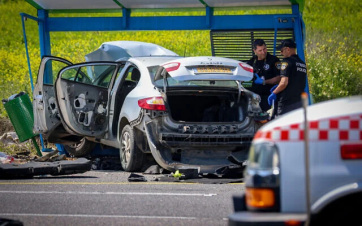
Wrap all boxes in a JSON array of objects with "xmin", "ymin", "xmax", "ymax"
[{"xmin": 276, "ymin": 39, "xmax": 297, "ymax": 50}]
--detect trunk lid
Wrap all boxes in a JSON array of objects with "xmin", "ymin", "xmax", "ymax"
[{"xmin": 154, "ymin": 56, "xmax": 253, "ymax": 92}]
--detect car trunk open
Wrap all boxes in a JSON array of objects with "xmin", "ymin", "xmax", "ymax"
[{"xmin": 165, "ymin": 88, "xmax": 248, "ymax": 123}]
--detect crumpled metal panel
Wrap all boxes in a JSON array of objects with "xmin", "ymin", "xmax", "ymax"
[{"xmin": 85, "ymin": 41, "xmax": 178, "ymax": 62}]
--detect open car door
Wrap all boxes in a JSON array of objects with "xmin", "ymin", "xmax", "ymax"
[
  {"xmin": 54, "ymin": 62, "xmax": 121, "ymax": 137},
  {"xmin": 33, "ymin": 56, "xmax": 73, "ymax": 142}
]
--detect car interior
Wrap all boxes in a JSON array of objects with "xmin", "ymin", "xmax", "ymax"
[{"xmin": 112, "ymin": 66, "xmax": 141, "ymax": 135}]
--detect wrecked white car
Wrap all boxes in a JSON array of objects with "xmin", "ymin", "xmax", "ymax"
[{"xmin": 33, "ymin": 41, "xmax": 267, "ymax": 173}]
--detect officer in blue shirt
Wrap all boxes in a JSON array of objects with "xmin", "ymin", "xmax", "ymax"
[
  {"xmin": 246, "ymin": 39, "xmax": 281, "ymax": 112},
  {"xmin": 268, "ymin": 39, "xmax": 307, "ymax": 116}
]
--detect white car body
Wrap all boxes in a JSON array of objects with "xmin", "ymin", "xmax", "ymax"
[{"xmin": 33, "ymin": 41, "xmax": 267, "ymax": 173}]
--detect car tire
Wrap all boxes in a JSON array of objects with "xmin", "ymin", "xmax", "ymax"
[
  {"xmin": 64, "ymin": 138, "xmax": 96, "ymax": 157},
  {"xmin": 119, "ymin": 125, "xmax": 145, "ymax": 172}
]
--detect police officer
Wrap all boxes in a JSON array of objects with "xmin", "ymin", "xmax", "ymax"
[
  {"xmin": 268, "ymin": 39, "xmax": 307, "ymax": 116},
  {"xmin": 246, "ymin": 39, "xmax": 281, "ymax": 112}
]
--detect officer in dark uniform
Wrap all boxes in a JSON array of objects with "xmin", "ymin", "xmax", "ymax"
[
  {"xmin": 268, "ymin": 39, "xmax": 307, "ymax": 116},
  {"xmin": 246, "ymin": 39, "xmax": 281, "ymax": 112}
]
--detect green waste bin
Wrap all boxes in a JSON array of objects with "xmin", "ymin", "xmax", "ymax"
[{"xmin": 3, "ymin": 93, "xmax": 42, "ymax": 156}]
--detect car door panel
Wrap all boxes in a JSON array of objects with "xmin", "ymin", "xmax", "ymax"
[
  {"xmin": 54, "ymin": 62, "xmax": 119, "ymax": 137},
  {"xmin": 33, "ymin": 56, "xmax": 72, "ymax": 139},
  {"xmin": 56, "ymin": 81, "xmax": 109, "ymax": 136}
]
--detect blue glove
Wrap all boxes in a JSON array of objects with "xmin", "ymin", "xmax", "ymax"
[
  {"xmin": 270, "ymin": 85, "xmax": 278, "ymax": 93},
  {"xmin": 254, "ymin": 73, "xmax": 264, "ymax": 85},
  {"xmin": 268, "ymin": 93, "xmax": 277, "ymax": 106}
]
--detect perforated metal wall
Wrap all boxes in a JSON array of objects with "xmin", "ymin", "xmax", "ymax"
[{"xmin": 210, "ymin": 29, "xmax": 294, "ymax": 62}]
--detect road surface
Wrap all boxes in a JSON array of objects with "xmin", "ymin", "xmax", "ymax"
[{"xmin": 0, "ymin": 170, "xmax": 245, "ymax": 226}]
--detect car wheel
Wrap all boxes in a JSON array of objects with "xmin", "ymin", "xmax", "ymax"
[
  {"xmin": 64, "ymin": 138, "xmax": 96, "ymax": 157},
  {"xmin": 119, "ymin": 125, "xmax": 144, "ymax": 172}
]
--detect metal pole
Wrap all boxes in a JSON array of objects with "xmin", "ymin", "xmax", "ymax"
[
  {"xmin": 20, "ymin": 13, "xmax": 45, "ymax": 153},
  {"xmin": 20, "ymin": 14, "xmax": 35, "ymax": 91},
  {"xmin": 302, "ymin": 92, "xmax": 311, "ymax": 226}
]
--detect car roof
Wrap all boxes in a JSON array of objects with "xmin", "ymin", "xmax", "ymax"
[{"xmin": 85, "ymin": 41, "xmax": 179, "ymax": 62}]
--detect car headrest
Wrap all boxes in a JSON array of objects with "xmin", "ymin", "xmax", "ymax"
[{"xmin": 131, "ymin": 69, "xmax": 140, "ymax": 81}]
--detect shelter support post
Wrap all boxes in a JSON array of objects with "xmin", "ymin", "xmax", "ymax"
[
  {"xmin": 20, "ymin": 13, "xmax": 46, "ymax": 151},
  {"xmin": 292, "ymin": 4, "xmax": 312, "ymax": 104}
]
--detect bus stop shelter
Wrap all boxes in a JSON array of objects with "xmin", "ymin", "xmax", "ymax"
[
  {"xmin": 21, "ymin": 0, "xmax": 308, "ymax": 153},
  {"xmin": 22, "ymin": 0, "xmax": 306, "ymax": 64}
]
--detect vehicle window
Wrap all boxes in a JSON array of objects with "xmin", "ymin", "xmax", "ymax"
[
  {"xmin": 113, "ymin": 66, "xmax": 125, "ymax": 83},
  {"xmin": 43, "ymin": 60, "xmax": 70, "ymax": 85},
  {"xmin": 60, "ymin": 64, "xmax": 117, "ymax": 88},
  {"xmin": 248, "ymin": 143, "xmax": 279, "ymax": 169},
  {"xmin": 148, "ymin": 66, "xmax": 159, "ymax": 80},
  {"xmin": 124, "ymin": 67, "xmax": 141, "ymax": 84}
]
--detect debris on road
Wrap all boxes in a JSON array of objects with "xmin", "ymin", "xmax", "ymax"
[
  {"xmin": 154, "ymin": 173, "xmax": 243, "ymax": 184},
  {"xmin": 143, "ymin": 164, "xmax": 169, "ymax": 174},
  {"xmin": 172, "ymin": 170, "xmax": 183, "ymax": 178},
  {"xmin": 0, "ymin": 126, "xmax": 92, "ymax": 178},
  {"xmin": 0, "ymin": 158, "xmax": 92, "ymax": 179},
  {"xmin": 91, "ymin": 157, "xmax": 123, "ymax": 171},
  {"xmin": 0, "ymin": 152, "xmax": 14, "ymax": 164},
  {"xmin": 36, "ymin": 149, "xmax": 59, "ymax": 162},
  {"xmin": 0, "ymin": 217, "xmax": 23, "ymax": 226},
  {"xmin": 128, "ymin": 173, "xmax": 147, "ymax": 182},
  {"xmin": 0, "ymin": 132, "xmax": 19, "ymax": 145}
]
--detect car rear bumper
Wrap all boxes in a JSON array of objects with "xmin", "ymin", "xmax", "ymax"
[
  {"xmin": 160, "ymin": 132, "xmax": 253, "ymax": 147},
  {"xmin": 144, "ymin": 120, "xmax": 247, "ymax": 173}
]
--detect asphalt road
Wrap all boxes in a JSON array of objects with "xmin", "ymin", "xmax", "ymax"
[{"xmin": 0, "ymin": 170, "xmax": 245, "ymax": 226}]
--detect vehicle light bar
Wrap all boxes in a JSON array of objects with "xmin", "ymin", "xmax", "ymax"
[
  {"xmin": 245, "ymin": 188, "xmax": 275, "ymax": 208},
  {"xmin": 138, "ymin": 97, "xmax": 166, "ymax": 111},
  {"xmin": 239, "ymin": 63, "xmax": 253, "ymax": 73},
  {"xmin": 163, "ymin": 62, "xmax": 180, "ymax": 72},
  {"xmin": 341, "ymin": 142, "xmax": 362, "ymax": 159}
]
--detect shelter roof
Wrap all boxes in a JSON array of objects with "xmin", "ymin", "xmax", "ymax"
[{"xmin": 26, "ymin": 0, "xmax": 304, "ymax": 12}]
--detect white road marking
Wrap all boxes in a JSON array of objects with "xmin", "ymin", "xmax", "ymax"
[
  {"xmin": 0, "ymin": 190, "xmax": 217, "ymax": 197},
  {"xmin": 0, "ymin": 213, "xmax": 197, "ymax": 220}
]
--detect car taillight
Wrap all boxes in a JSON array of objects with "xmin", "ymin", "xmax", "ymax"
[
  {"xmin": 163, "ymin": 62, "xmax": 180, "ymax": 72},
  {"xmin": 239, "ymin": 63, "xmax": 253, "ymax": 73},
  {"xmin": 341, "ymin": 142, "xmax": 362, "ymax": 159},
  {"xmin": 245, "ymin": 188, "xmax": 275, "ymax": 208},
  {"xmin": 138, "ymin": 97, "xmax": 166, "ymax": 111}
]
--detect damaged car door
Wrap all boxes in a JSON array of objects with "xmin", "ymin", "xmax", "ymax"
[
  {"xmin": 33, "ymin": 56, "xmax": 73, "ymax": 142},
  {"xmin": 54, "ymin": 62, "xmax": 120, "ymax": 137}
]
